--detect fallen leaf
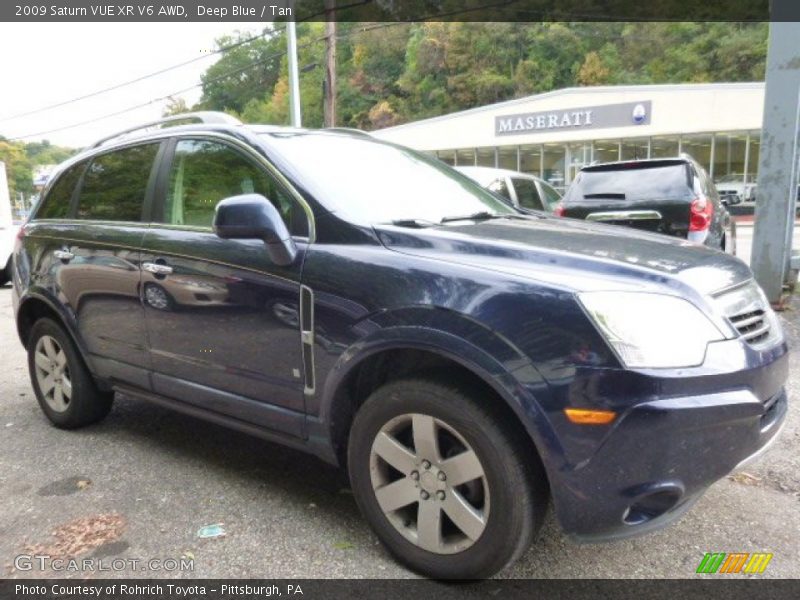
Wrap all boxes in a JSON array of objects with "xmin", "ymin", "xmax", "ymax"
[
  {"xmin": 24, "ymin": 513, "xmax": 126, "ymax": 561},
  {"xmin": 76, "ymin": 479, "xmax": 92, "ymax": 490},
  {"xmin": 333, "ymin": 541, "xmax": 354, "ymax": 550}
]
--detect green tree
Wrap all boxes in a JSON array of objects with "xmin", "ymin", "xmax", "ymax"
[{"xmin": 198, "ymin": 27, "xmax": 287, "ymax": 114}]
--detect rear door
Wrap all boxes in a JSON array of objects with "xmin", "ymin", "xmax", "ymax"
[
  {"xmin": 562, "ymin": 162, "xmax": 693, "ymax": 237},
  {"xmin": 51, "ymin": 142, "xmax": 162, "ymax": 389},
  {"xmin": 140, "ymin": 136, "xmax": 310, "ymax": 437}
]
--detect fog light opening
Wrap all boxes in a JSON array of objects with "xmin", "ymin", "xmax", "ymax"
[{"xmin": 622, "ymin": 490, "xmax": 682, "ymax": 525}]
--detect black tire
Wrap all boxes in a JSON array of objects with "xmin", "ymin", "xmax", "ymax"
[
  {"xmin": 27, "ymin": 318, "xmax": 113, "ymax": 429},
  {"xmin": 348, "ymin": 376, "xmax": 548, "ymax": 579},
  {"xmin": 0, "ymin": 260, "xmax": 9, "ymax": 286}
]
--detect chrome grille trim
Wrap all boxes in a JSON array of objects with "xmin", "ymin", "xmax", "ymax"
[{"xmin": 714, "ymin": 280, "xmax": 781, "ymax": 349}]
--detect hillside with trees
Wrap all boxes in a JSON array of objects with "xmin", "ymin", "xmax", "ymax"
[
  {"xmin": 0, "ymin": 139, "xmax": 76, "ymax": 201},
  {"xmin": 194, "ymin": 22, "xmax": 768, "ymax": 130}
]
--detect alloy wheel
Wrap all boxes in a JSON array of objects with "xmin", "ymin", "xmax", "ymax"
[
  {"xmin": 369, "ymin": 413, "xmax": 490, "ymax": 554},
  {"xmin": 33, "ymin": 335, "xmax": 72, "ymax": 413}
]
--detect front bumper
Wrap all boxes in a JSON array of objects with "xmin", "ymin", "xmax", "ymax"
[{"xmin": 548, "ymin": 348, "xmax": 788, "ymax": 542}]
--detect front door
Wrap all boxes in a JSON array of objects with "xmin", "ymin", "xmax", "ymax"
[{"xmin": 140, "ymin": 137, "xmax": 311, "ymax": 436}]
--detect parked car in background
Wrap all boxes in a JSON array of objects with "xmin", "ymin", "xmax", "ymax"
[
  {"xmin": 714, "ymin": 173, "xmax": 753, "ymax": 205},
  {"xmin": 13, "ymin": 114, "xmax": 786, "ymax": 579},
  {"xmin": 1, "ymin": 161, "xmax": 19, "ymax": 286},
  {"xmin": 557, "ymin": 156, "xmax": 736, "ymax": 254},
  {"xmin": 455, "ymin": 166, "xmax": 561, "ymax": 213}
]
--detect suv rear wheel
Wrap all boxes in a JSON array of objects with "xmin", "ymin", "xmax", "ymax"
[
  {"xmin": 348, "ymin": 376, "xmax": 548, "ymax": 579},
  {"xmin": 27, "ymin": 318, "xmax": 114, "ymax": 429}
]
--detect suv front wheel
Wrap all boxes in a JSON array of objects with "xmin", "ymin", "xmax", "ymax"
[
  {"xmin": 27, "ymin": 318, "xmax": 114, "ymax": 429},
  {"xmin": 348, "ymin": 376, "xmax": 548, "ymax": 579}
]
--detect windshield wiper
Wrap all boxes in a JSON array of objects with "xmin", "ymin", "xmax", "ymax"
[
  {"xmin": 388, "ymin": 218, "xmax": 436, "ymax": 228},
  {"xmin": 440, "ymin": 211, "xmax": 503, "ymax": 224}
]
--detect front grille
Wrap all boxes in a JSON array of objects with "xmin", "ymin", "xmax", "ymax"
[
  {"xmin": 713, "ymin": 280, "xmax": 780, "ymax": 349},
  {"xmin": 729, "ymin": 309, "xmax": 771, "ymax": 344}
]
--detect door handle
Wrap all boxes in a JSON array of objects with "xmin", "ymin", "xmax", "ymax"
[
  {"xmin": 53, "ymin": 250, "xmax": 74, "ymax": 262},
  {"xmin": 142, "ymin": 262, "xmax": 173, "ymax": 276}
]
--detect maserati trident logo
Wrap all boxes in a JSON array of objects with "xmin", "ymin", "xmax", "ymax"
[{"xmin": 632, "ymin": 103, "xmax": 647, "ymax": 124}]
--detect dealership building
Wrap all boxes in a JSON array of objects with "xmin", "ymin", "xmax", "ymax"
[{"xmin": 372, "ymin": 82, "xmax": 765, "ymax": 196}]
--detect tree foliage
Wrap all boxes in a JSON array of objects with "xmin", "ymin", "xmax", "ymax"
[
  {"xmin": 0, "ymin": 138, "xmax": 76, "ymax": 200},
  {"xmin": 195, "ymin": 22, "xmax": 767, "ymax": 131}
]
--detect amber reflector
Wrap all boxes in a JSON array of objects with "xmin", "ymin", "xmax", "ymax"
[{"xmin": 564, "ymin": 408, "xmax": 616, "ymax": 425}]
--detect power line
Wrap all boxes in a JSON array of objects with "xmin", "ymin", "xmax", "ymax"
[
  {"xmin": 6, "ymin": 2, "xmax": 660, "ymax": 142},
  {"xmin": 7, "ymin": 36, "xmax": 327, "ymax": 142},
  {"xmin": 0, "ymin": 25, "xmax": 286, "ymax": 125}
]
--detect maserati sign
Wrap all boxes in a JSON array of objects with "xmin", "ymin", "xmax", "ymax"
[{"xmin": 495, "ymin": 100, "xmax": 652, "ymax": 136}]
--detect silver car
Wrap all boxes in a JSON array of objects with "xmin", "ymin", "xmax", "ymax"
[{"xmin": 455, "ymin": 166, "xmax": 561, "ymax": 213}]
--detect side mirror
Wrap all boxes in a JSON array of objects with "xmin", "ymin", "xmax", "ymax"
[{"xmin": 213, "ymin": 194, "xmax": 298, "ymax": 266}]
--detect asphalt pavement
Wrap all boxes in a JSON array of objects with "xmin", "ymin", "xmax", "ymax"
[{"xmin": 0, "ymin": 283, "xmax": 798, "ymax": 579}]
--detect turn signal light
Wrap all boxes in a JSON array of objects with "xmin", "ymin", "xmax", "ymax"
[{"xmin": 564, "ymin": 408, "xmax": 617, "ymax": 425}]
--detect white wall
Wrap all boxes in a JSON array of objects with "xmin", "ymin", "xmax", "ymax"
[{"xmin": 0, "ymin": 161, "xmax": 11, "ymax": 228}]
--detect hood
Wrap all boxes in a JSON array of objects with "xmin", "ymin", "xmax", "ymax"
[{"xmin": 374, "ymin": 215, "xmax": 753, "ymax": 296}]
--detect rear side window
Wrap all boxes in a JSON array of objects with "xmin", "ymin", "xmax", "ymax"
[
  {"xmin": 77, "ymin": 143, "xmax": 159, "ymax": 222},
  {"xmin": 36, "ymin": 161, "xmax": 86, "ymax": 219},
  {"xmin": 512, "ymin": 178, "xmax": 543, "ymax": 210},
  {"xmin": 568, "ymin": 164, "xmax": 692, "ymax": 203},
  {"xmin": 487, "ymin": 178, "xmax": 510, "ymax": 201},
  {"xmin": 539, "ymin": 181, "xmax": 561, "ymax": 211}
]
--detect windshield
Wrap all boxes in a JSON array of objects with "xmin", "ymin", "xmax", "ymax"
[
  {"xmin": 566, "ymin": 164, "xmax": 691, "ymax": 202},
  {"xmin": 261, "ymin": 133, "xmax": 516, "ymax": 223}
]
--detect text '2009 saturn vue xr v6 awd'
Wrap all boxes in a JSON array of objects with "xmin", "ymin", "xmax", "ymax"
[{"xmin": 11, "ymin": 113, "xmax": 788, "ymax": 579}]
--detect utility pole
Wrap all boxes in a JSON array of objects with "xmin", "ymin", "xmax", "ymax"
[
  {"xmin": 323, "ymin": 0, "xmax": 337, "ymax": 128},
  {"xmin": 750, "ymin": 16, "xmax": 800, "ymax": 304},
  {"xmin": 286, "ymin": 20, "xmax": 302, "ymax": 127}
]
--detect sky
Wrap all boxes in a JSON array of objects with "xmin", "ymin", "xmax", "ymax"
[{"xmin": 0, "ymin": 22, "xmax": 265, "ymax": 149}]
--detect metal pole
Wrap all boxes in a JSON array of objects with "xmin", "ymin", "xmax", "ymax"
[
  {"xmin": 751, "ymin": 19, "xmax": 800, "ymax": 303},
  {"xmin": 287, "ymin": 21, "xmax": 302, "ymax": 127},
  {"xmin": 323, "ymin": 0, "xmax": 337, "ymax": 128}
]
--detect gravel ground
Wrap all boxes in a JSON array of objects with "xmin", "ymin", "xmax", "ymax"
[{"xmin": 0, "ymin": 284, "xmax": 797, "ymax": 579}]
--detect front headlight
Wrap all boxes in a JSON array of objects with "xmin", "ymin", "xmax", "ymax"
[{"xmin": 578, "ymin": 292, "xmax": 725, "ymax": 368}]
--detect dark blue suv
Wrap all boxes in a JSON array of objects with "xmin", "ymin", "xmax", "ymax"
[{"xmin": 11, "ymin": 113, "xmax": 788, "ymax": 579}]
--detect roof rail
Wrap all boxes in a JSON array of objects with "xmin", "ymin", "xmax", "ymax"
[
  {"xmin": 324, "ymin": 127, "xmax": 372, "ymax": 138},
  {"xmin": 89, "ymin": 111, "xmax": 242, "ymax": 149}
]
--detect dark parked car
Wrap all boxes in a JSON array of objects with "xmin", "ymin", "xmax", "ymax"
[
  {"xmin": 12, "ymin": 114, "xmax": 787, "ymax": 579},
  {"xmin": 557, "ymin": 156, "xmax": 736, "ymax": 254}
]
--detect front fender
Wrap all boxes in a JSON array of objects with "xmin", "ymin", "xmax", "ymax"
[{"xmin": 311, "ymin": 306, "xmax": 564, "ymax": 482}]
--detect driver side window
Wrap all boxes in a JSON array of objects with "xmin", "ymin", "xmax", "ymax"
[{"xmin": 163, "ymin": 139, "xmax": 308, "ymax": 236}]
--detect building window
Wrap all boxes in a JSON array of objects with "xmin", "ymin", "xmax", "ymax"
[
  {"xmin": 437, "ymin": 150, "xmax": 456, "ymax": 166},
  {"xmin": 621, "ymin": 138, "xmax": 649, "ymax": 160},
  {"xmin": 712, "ymin": 132, "xmax": 748, "ymax": 193},
  {"xmin": 455, "ymin": 149, "xmax": 475, "ymax": 166},
  {"xmin": 593, "ymin": 140, "xmax": 620, "ymax": 163},
  {"xmin": 680, "ymin": 133, "xmax": 713, "ymax": 173},
  {"xmin": 650, "ymin": 136, "xmax": 680, "ymax": 158},
  {"xmin": 476, "ymin": 147, "xmax": 495, "ymax": 167},
  {"xmin": 744, "ymin": 130, "xmax": 761, "ymax": 202},
  {"xmin": 519, "ymin": 145, "xmax": 543, "ymax": 177},
  {"xmin": 498, "ymin": 146, "xmax": 517, "ymax": 171},
  {"xmin": 542, "ymin": 143, "xmax": 566, "ymax": 191},
  {"xmin": 566, "ymin": 142, "xmax": 591, "ymax": 185}
]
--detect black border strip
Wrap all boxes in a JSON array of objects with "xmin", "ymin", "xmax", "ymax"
[
  {"xmin": 3, "ymin": 0, "xmax": 795, "ymax": 23},
  {"xmin": 2, "ymin": 579, "xmax": 800, "ymax": 600}
]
